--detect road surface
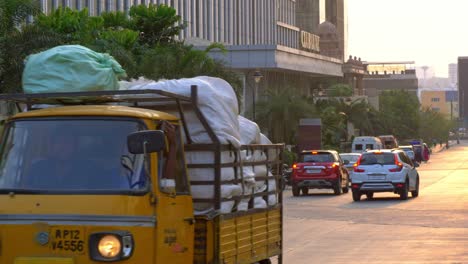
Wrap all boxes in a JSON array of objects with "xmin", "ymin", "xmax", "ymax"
[{"xmin": 279, "ymin": 141, "xmax": 468, "ymax": 263}]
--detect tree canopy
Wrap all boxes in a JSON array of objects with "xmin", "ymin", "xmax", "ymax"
[{"xmin": 0, "ymin": 3, "xmax": 240, "ymax": 93}]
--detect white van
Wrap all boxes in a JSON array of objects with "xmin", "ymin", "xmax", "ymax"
[{"xmin": 352, "ymin": 136, "xmax": 383, "ymax": 153}]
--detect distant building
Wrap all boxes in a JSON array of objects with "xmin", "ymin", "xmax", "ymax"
[
  {"xmin": 362, "ymin": 61, "xmax": 419, "ymax": 109},
  {"xmin": 418, "ymin": 77, "xmax": 450, "ymax": 89},
  {"xmin": 458, "ymin": 57, "xmax": 468, "ymax": 125},
  {"xmin": 448, "ymin": 63, "xmax": 458, "ymax": 88},
  {"xmin": 420, "ymin": 89, "xmax": 458, "ymax": 119}
]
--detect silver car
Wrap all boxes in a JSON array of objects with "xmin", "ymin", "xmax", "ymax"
[
  {"xmin": 351, "ymin": 149, "xmax": 420, "ymax": 201},
  {"xmin": 339, "ymin": 153, "xmax": 361, "ymax": 181}
]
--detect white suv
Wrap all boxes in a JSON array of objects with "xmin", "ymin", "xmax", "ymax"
[{"xmin": 351, "ymin": 149, "xmax": 420, "ymax": 201}]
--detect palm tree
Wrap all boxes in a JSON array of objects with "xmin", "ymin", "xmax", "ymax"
[
  {"xmin": 333, "ymin": 98, "xmax": 375, "ymax": 136},
  {"xmin": 0, "ymin": 3, "xmax": 242, "ymax": 94},
  {"xmin": 255, "ymin": 88, "xmax": 317, "ymax": 144}
]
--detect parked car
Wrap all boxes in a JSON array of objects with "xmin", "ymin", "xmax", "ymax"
[
  {"xmin": 351, "ymin": 136, "xmax": 383, "ymax": 153},
  {"xmin": 339, "ymin": 153, "xmax": 361, "ymax": 181},
  {"xmin": 351, "ymin": 149, "xmax": 420, "ymax": 201},
  {"xmin": 291, "ymin": 150, "xmax": 350, "ymax": 196}
]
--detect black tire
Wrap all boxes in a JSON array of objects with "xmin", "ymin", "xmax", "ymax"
[
  {"xmin": 352, "ymin": 190, "xmax": 361, "ymax": 201},
  {"xmin": 399, "ymin": 181, "xmax": 409, "ymax": 200},
  {"xmin": 342, "ymin": 175, "xmax": 350, "ymax": 193},
  {"xmin": 301, "ymin": 187, "xmax": 309, "ymax": 195},
  {"xmin": 292, "ymin": 185, "xmax": 300, "ymax": 196},
  {"xmin": 411, "ymin": 177, "xmax": 419, "ymax": 198},
  {"xmin": 366, "ymin": 192, "xmax": 374, "ymax": 200},
  {"xmin": 258, "ymin": 259, "xmax": 272, "ymax": 264},
  {"xmin": 333, "ymin": 178, "xmax": 343, "ymax": 195}
]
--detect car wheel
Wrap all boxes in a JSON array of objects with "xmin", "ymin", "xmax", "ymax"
[
  {"xmin": 366, "ymin": 192, "xmax": 374, "ymax": 200},
  {"xmin": 258, "ymin": 259, "xmax": 272, "ymax": 264},
  {"xmin": 352, "ymin": 190, "xmax": 361, "ymax": 201},
  {"xmin": 411, "ymin": 177, "xmax": 420, "ymax": 198},
  {"xmin": 342, "ymin": 175, "xmax": 350, "ymax": 193},
  {"xmin": 292, "ymin": 185, "xmax": 300, "ymax": 197},
  {"xmin": 333, "ymin": 178, "xmax": 343, "ymax": 195},
  {"xmin": 301, "ymin": 187, "xmax": 309, "ymax": 195},
  {"xmin": 399, "ymin": 181, "xmax": 409, "ymax": 200}
]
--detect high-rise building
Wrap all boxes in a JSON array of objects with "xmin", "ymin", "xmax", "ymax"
[
  {"xmin": 448, "ymin": 63, "xmax": 458, "ymax": 88},
  {"xmin": 38, "ymin": 0, "xmax": 348, "ymax": 116},
  {"xmin": 458, "ymin": 57, "xmax": 468, "ymax": 125}
]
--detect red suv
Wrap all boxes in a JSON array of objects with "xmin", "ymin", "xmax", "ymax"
[{"xmin": 291, "ymin": 150, "xmax": 350, "ymax": 196}]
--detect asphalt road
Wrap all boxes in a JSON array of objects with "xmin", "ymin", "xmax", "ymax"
[{"xmin": 278, "ymin": 141, "xmax": 468, "ymax": 264}]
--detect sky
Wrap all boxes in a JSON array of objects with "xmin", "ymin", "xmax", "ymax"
[{"xmin": 347, "ymin": 0, "xmax": 468, "ymax": 77}]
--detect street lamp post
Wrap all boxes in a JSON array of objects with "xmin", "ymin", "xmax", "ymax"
[{"xmin": 252, "ymin": 70, "xmax": 263, "ymax": 122}]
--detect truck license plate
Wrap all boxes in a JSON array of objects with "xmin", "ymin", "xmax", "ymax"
[{"xmin": 49, "ymin": 227, "xmax": 86, "ymax": 254}]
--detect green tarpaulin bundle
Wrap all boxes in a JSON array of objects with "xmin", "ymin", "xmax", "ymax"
[{"xmin": 22, "ymin": 45, "xmax": 126, "ymax": 93}]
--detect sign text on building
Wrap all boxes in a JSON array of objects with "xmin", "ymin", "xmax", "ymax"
[{"xmin": 300, "ymin": 31, "xmax": 320, "ymax": 53}]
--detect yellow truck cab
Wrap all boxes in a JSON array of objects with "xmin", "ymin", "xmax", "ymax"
[{"xmin": 0, "ymin": 87, "xmax": 283, "ymax": 264}]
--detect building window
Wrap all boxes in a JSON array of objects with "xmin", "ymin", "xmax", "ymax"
[
  {"xmin": 431, "ymin": 98, "xmax": 440, "ymax": 102},
  {"xmin": 432, "ymin": 107, "xmax": 440, "ymax": 112}
]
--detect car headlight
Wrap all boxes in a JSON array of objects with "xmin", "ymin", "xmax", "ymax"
[{"xmin": 89, "ymin": 232, "xmax": 134, "ymax": 262}]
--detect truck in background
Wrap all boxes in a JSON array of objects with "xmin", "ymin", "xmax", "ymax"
[
  {"xmin": 378, "ymin": 135, "xmax": 399, "ymax": 149},
  {"xmin": 297, "ymin": 118, "xmax": 322, "ymax": 154}
]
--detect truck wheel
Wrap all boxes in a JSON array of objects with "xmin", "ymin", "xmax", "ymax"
[
  {"xmin": 352, "ymin": 190, "xmax": 361, "ymax": 201},
  {"xmin": 333, "ymin": 178, "xmax": 342, "ymax": 195},
  {"xmin": 301, "ymin": 187, "xmax": 309, "ymax": 195},
  {"xmin": 292, "ymin": 185, "xmax": 300, "ymax": 196},
  {"xmin": 366, "ymin": 192, "xmax": 374, "ymax": 200},
  {"xmin": 411, "ymin": 177, "xmax": 419, "ymax": 198},
  {"xmin": 399, "ymin": 181, "xmax": 409, "ymax": 200}
]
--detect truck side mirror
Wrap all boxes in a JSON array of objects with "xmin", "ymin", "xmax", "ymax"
[{"xmin": 128, "ymin": 130, "xmax": 166, "ymax": 154}]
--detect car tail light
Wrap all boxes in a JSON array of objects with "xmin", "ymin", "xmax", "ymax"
[
  {"xmin": 353, "ymin": 156, "xmax": 365, "ymax": 172},
  {"xmin": 327, "ymin": 162, "xmax": 340, "ymax": 169},
  {"xmin": 354, "ymin": 166, "xmax": 365, "ymax": 173},
  {"xmin": 292, "ymin": 163, "xmax": 304, "ymax": 174},
  {"xmin": 389, "ymin": 154, "xmax": 403, "ymax": 172}
]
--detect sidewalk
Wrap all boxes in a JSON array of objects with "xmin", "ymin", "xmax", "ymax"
[
  {"xmin": 431, "ymin": 144, "xmax": 447, "ymax": 153},
  {"xmin": 431, "ymin": 140, "xmax": 457, "ymax": 154}
]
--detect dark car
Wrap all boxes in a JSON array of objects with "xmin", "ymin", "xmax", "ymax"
[{"xmin": 291, "ymin": 150, "xmax": 350, "ymax": 196}]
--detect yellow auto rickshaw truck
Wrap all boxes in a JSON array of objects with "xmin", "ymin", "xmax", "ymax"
[{"xmin": 0, "ymin": 86, "xmax": 284, "ymax": 264}]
